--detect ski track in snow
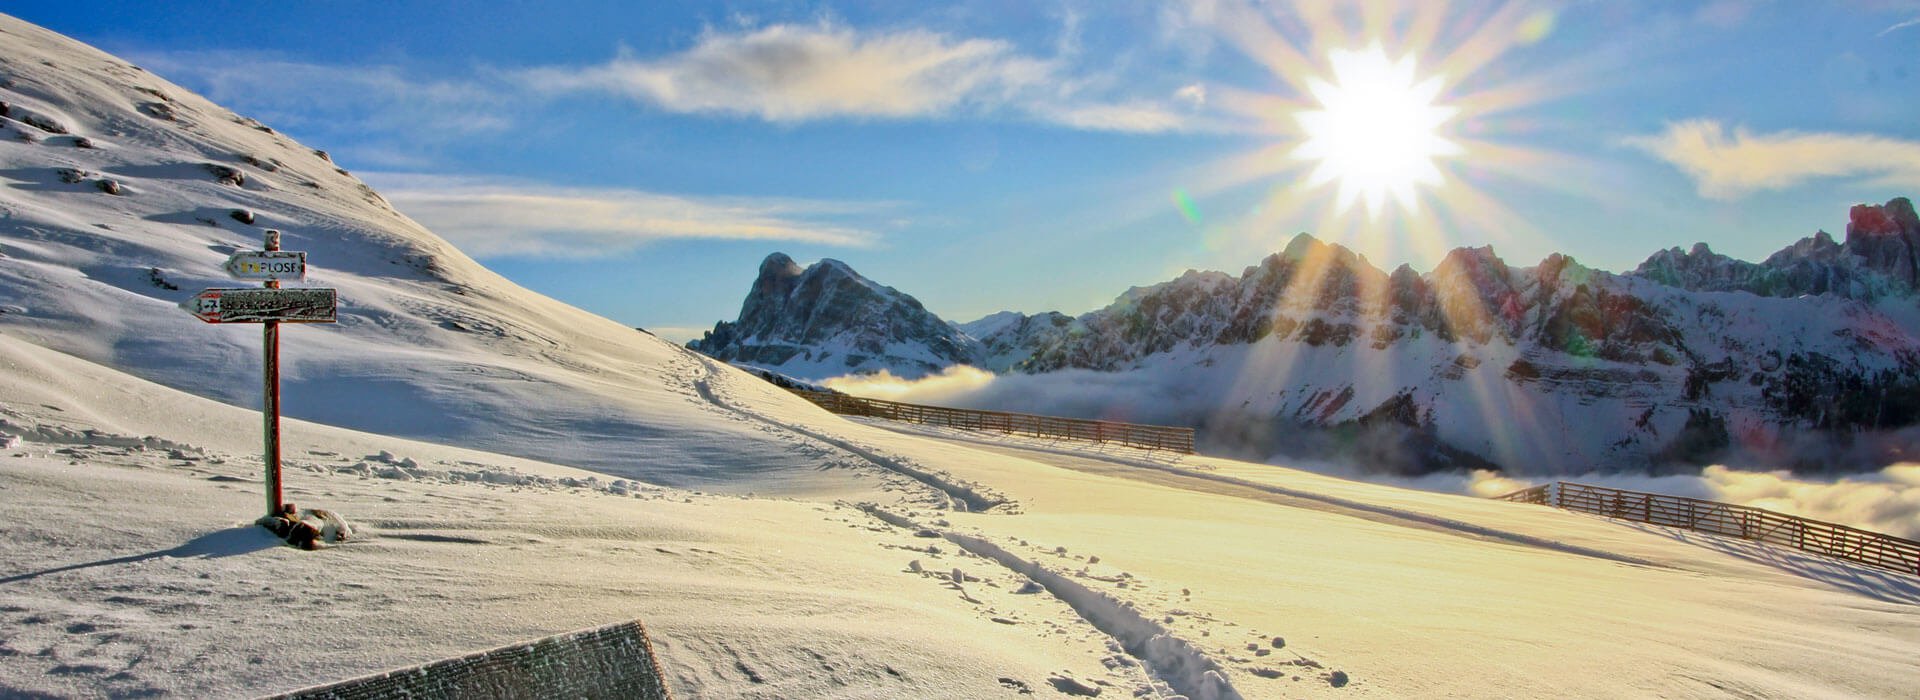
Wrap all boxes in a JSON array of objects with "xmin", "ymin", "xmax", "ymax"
[
  {"xmin": 689, "ymin": 356, "xmax": 1008, "ymax": 512},
  {"xmin": 861, "ymin": 504, "xmax": 1245, "ymax": 700}
]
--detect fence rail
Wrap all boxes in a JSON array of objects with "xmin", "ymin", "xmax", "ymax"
[
  {"xmin": 790, "ymin": 389, "xmax": 1195, "ymax": 453},
  {"xmin": 1498, "ymin": 482, "xmax": 1920, "ymax": 577}
]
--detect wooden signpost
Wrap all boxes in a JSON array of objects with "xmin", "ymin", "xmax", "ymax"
[{"xmin": 180, "ymin": 230, "xmax": 337, "ymax": 517}]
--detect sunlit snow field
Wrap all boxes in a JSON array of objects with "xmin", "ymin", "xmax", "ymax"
[{"xmin": 0, "ymin": 11, "xmax": 1916, "ymax": 699}]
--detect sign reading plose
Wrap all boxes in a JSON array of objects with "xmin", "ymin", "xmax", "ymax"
[
  {"xmin": 224, "ymin": 250, "xmax": 306, "ymax": 281},
  {"xmin": 181, "ymin": 287, "xmax": 337, "ymax": 323}
]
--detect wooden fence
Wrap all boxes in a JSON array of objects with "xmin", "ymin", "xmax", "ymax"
[
  {"xmin": 1498, "ymin": 482, "xmax": 1920, "ymax": 577},
  {"xmin": 791, "ymin": 389, "xmax": 1195, "ymax": 453}
]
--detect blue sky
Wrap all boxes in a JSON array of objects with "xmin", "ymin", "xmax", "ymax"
[{"xmin": 12, "ymin": 1, "xmax": 1920, "ymax": 341}]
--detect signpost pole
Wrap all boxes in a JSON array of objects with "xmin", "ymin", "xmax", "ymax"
[
  {"xmin": 262, "ymin": 229, "xmax": 283, "ymax": 517},
  {"xmin": 183, "ymin": 229, "xmax": 331, "ymax": 521}
]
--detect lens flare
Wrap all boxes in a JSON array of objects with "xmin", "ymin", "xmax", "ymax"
[
  {"xmin": 1173, "ymin": 188, "xmax": 1204, "ymax": 225},
  {"xmin": 1147, "ymin": 1, "xmax": 1607, "ymax": 467},
  {"xmin": 1294, "ymin": 44, "xmax": 1462, "ymax": 217}
]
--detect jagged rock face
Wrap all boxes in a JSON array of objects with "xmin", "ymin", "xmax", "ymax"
[
  {"xmin": 699, "ymin": 199, "xmax": 1920, "ymax": 475},
  {"xmin": 971, "ymin": 311, "xmax": 1072, "ymax": 373},
  {"xmin": 1629, "ymin": 197, "xmax": 1919, "ymax": 301},
  {"xmin": 1845, "ymin": 197, "xmax": 1920, "ymax": 287},
  {"xmin": 1023, "ymin": 237, "xmax": 1685, "ymax": 375},
  {"xmin": 689, "ymin": 253, "xmax": 975, "ymax": 378},
  {"xmin": 1634, "ymin": 242, "xmax": 1766, "ymax": 293}
]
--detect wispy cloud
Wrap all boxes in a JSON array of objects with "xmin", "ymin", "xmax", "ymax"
[
  {"xmin": 1627, "ymin": 120, "xmax": 1920, "ymax": 199},
  {"xmin": 1880, "ymin": 16, "xmax": 1920, "ymax": 36},
  {"xmin": 517, "ymin": 24, "xmax": 1045, "ymax": 122},
  {"xmin": 1032, "ymin": 101, "xmax": 1191, "ymax": 134},
  {"xmin": 129, "ymin": 50, "xmax": 510, "ymax": 139},
  {"xmin": 134, "ymin": 24, "xmax": 1207, "ymax": 137},
  {"xmin": 361, "ymin": 173, "xmax": 882, "ymax": 258},
  {"xmin": 517, "ymin": 23, "xmax": 1202, "ymax": 133}
]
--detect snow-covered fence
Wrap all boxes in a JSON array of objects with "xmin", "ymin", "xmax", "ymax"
[
  {"xmin": 791, "ymin": 389, "xmax": 1196, "ymax": 453},
  {"xmin": 262, "ymin": 619, "xmax": 671, "ymax": 700},
  {"xmin": 1498, "ymin": 482, "xmax": 1920, "ymax": 577}
]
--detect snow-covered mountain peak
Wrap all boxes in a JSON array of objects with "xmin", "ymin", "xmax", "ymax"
[
  {"xmin": 691, "ymin": 252, "xmax": 974, "ymax": 379},
  {"xmin": 955, "ymin": 310, "xmax": 1025, "ymax": 340},
  {"xmin": 758, "ymin": 250, "xmax": 805, "ymax": 277}
]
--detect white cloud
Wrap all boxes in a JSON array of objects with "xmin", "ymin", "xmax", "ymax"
[
  {"xmin": 136, "ymin": 25, "xmax": 1206, "ymax": 137},
  {"xmin": 361, "ymin": 173, "xmax": 881, "ymax": 258},
  {"xmin": 1032, "ymin": 101, "xmax": 1192, "ymax": 134},
  {"xmin": 1880, "ymin": 16, "xmax": 1920, "ymax": 36},
  {"xmin": 823, "ymin": 365, "xmax": 997, "ymax": 403},
  {"xmin": 519, "ymin": 23, "xmax": 1199, "ymax": 133},
  {"xmin": 129, "ymin": 51, "xmax": 509, "ymax": 139},
  {"xmin": 1174, "ymin": 83, "xmax": 1208, "ymax": 107},
  {"xmin": 1628, "ymin": 120, "xmax": 1920, "ymax": 199},
  {"xmin": 518, "ymin": 24, "xmax": 1046, "ymax": 122}
]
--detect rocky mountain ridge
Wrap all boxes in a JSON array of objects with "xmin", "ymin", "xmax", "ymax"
[{"xmin": 692, "ymin": 198, "xmax": 1920, "ymax": 474}]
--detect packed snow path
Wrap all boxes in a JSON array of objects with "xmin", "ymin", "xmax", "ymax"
[{"xmin": 862, "ymin": 504, "xmax": 1245, "ymax": 699}]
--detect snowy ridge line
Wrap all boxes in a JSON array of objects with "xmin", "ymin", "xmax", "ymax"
[
  {"xmin": 886, "ymin": 422, "xmax": 1660, "ymax": 567},
  {"xmin": 859, "ymin": 505, "xmax": 1244, "ymax": 700},
  {"xmin": 691, "ymin": 358, "xmax": 1008, "ymax": 511}
]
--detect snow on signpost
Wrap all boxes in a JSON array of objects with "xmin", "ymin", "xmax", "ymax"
[
  {"xmin": 179, "ymin": 230, "xmax": 336, "ymax": 517},
  {"xmin": 222, "ymin": 250, "xmax": 306, "ymax": 281}
]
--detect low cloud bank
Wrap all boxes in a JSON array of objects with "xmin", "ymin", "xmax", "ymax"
[
  {"xmin": 825, "ymin": 365, "xmax": 1200, "ymax": 426},
  {"xmin": 1447, "ymin": 466, "xmax": 1920, "ymax": 539},
  {"xmin": 1363, "ymin": 466, "xmax": 1920, "ymax": 539},
  {"xmin": 822, "ymin": 367, "xmax": 1920, "ymax": 538},
  {"xmin": 821, "ymin": 365, "xmax": 997, "ymax": 404}
]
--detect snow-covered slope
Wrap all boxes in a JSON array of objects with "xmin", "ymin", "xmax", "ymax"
[
  {"xmin": 3, "ymin": 15, "xmax": 1917, "ymax": 699},
  {"xmin": 5, "ymin": 333, "xmax": 1917, "ymax": 698},
  {"xmin": 0, "ymin": 14, "xmax": 915, "ymax": 497},
  {"xmin": 0, "ymin": 334, "xmax": 1117, "ymax": 699}
]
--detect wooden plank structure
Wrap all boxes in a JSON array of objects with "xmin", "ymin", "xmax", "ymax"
[
  {"xmin": 1498, "ymin": 482, "xmax": 1920, "ymax": 577},
  {"xmin": 789, "ymin": 389, "xmax": 1195, "ymax": 454}
]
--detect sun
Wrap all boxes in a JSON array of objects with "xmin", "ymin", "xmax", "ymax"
[{"xmin": 1293, "ymin": 44, "xmax": 1462, "ymax": 217}]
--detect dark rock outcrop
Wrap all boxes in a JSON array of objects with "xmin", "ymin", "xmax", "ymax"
[{"xmin": 689, "ymin": 254, "xmax": 976, "ymax": 378}]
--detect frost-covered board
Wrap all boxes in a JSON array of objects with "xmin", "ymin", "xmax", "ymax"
[
  {"xmin": 223, "ymin": 250, "xmax": 307, "ymax": 281},
  {"xmin": 180, "ymin": 288, "xmax": 337, "ymax": 323}
]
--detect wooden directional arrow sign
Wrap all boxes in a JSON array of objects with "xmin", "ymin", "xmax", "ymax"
[
  {"xmin": 180, "ymin": 288, "xmax": 337, "ymax": 324},
  {"xmin": 224, "ymin": 250, "xmax": 306, "ymax": 281}
]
